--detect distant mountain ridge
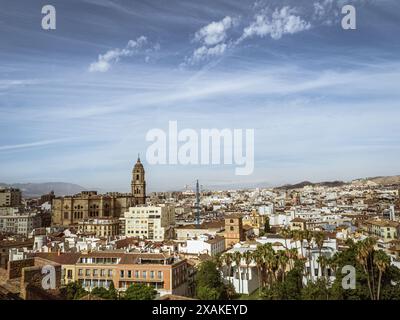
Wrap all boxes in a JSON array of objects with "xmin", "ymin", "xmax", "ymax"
[
  {"xmin": 276, "ymin": 175, "xmax": 400, "ymax": 190},
  {"xmin": 2, "ymin": 174, "xmax": 400, "ymax": 197},
  {"xmin": 276, "ymin": 180, "xmax": 346, "ymax": 190},
  {"xmin": 351, "ymin": 175, "xmax": 400, "ymax": 186},
  {"xmin": 0, "ymin": 182, "xmax": 87, "ymax": 198}
]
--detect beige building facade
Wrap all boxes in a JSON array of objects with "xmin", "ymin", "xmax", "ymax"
[
  {"xmin": 0, "ymin": 188, "xmax": 22, "ymax": 207},
  {"xmin": 121, "ymin": 205, "xmax": 175, "ymax": 241}
]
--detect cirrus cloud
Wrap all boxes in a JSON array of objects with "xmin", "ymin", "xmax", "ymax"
[{"xmin": 89, "ymin": 36, "xmax": 159, "ymax": 72}]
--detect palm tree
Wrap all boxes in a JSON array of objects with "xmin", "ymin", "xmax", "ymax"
[
  {"xmin": 304, "ymin": 230, "xmax": 313, "ymax": 280},
  {"xmin": 373, "ymin": 250, "xmax": 390, "ymax": 300},
  {"xmin": 233, "ymin": 251, "xmax": 243, "ymax": 294},
  {"xmin": 280, "ymin": 227, "xmax": 290, "ymax": 250},
  {"xmin": 355, "ymin": 240, "xmax": 374, "ymax": 300},
  {"xmin": 277, "ymin": 250, "xmax": 289, "ymax": 282},
  {"xmin": 253, "ymin": 249, "xmax": 264, "ymax": 294},
  {"xmin": 260, "ymin": 243, "xmax": 276, "ymax": 287},
  {"xmin": 213, "ymin": 253, "xmax": 224, "ymax": 276},
  {"xmin": 222, "ymin": 253, "xmax": 233, "ymax": 284},
  {"xmin": 317, "ymin": 255, "xmax": 327, "ymax": 280},
  {"xmin": 288, "ymin": 248, "xmax": 298, "ymax": 271},
  {"xmin": 365, "ymin": 237, "xmax": 377, "ymax": 298},
  {"xmin": 315, "ymin": 231, "xmax": 325, "ymax": 275},
  {"xmin": 243, "ymin": 251, "xmax": 253, "ymax": 284}
]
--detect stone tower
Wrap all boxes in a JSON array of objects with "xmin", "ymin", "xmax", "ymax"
[{"xmin": 131, "ymin": 155, "xmax": 146, "ymax": 205}]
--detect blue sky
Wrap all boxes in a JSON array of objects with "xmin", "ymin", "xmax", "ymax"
[{"xmin": 0, "ymin": 0, "xmax": 400, "ymax": 192}]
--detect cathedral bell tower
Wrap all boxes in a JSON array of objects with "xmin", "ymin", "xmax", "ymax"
[{"xmin": 131, "ymin": 155, "xmax": 146, "ymax": 205}]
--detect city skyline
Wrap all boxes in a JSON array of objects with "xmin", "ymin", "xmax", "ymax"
[{"xmin": 1, "ymin": 0, "xmax": 400, "ymax": 191}]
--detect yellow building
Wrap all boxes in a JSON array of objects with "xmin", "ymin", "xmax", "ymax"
[
  {"xmin": 362, "ymin": 219, "xmax": 400, "ymax": 242},
  {"xmin": 77, "ymin": 218, "xmax": 120, "ymax": 237},
  {"xmin": 290, "ymin": 217, "xmax": 307, "ymax": 231},
  {"xmin": 243, "ymin": 210, "xmax": 268, "ymax": 236}
]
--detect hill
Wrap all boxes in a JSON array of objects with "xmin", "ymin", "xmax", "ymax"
[{"xmin": 0, "ymin": 182, "xmax": 87, "ymax": 198}]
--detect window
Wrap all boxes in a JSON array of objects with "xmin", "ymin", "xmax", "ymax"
[
  {"xmin": 230, "ymin": 226, "xmax": 234, "ymax": 231},
  {"xmin": 100, "ymin": 269, "xmax": 105, "ymax": 277},
  {"xmin": 120, "ymin": 270, "xmax": 124, "ymax": 278},
  {"xmin": 128, "ymin": 270, "xmax": 132, "ymax": 278},
  {"xmin": 142, "ymin": 271, "xmax": 147, "ymax": 278},
  {"xmin": 150, "ymin": 271, "xmax": 154, "ymax": 279},
  {"xmin": 135, "ymin": 271, "xmax": 139, "ymax": 278},
  {"xmin": 108, "ymin": 269, "xmax": 113, "ymax": 277},
  {"xmin": 158, "ymin": 271, "xmax": 162, "ymax": 279},
  {"xmin": 93, "ymin": 269, "xmax": 98, "ymax": 276},
  {"xmin": 85, "ymin": 269, "xmax": 90, "ymax": 276},
  {"xmin": 67, "ymin": 270, "xmax": 73, "ymax": 279}
]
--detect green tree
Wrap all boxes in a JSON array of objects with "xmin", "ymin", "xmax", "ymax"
[
  {"xmin": 233, "ymin": 251, "xmax": 243, "ymax": 293},
  {"xmin": 123, "ymin": 284, "xmax": 157, "ymax": 300},
  {"xmin": 261, "ymin": 259, "xmax": 303, "ymax": 300},
  {"xmin": 108, "ymin": 281, "xmax": 118, "ymax": 299},
  {"xmin": 90, "ymin": 281, "xmax": 118, "ymax": 300},
  {"xmin": 195, "ymin": 260, "xmax": 233, "ymax": 300},
  {"xmin": 373, "ymin": 249, "xmax": 390, "ymax": 300},
  {"xmin": 263, "ymin": 217, "xmax": 271, "ymax": 234},
  {"xmin": 91, "ymin": 287, "xmax": 110, "ymax": 299},
  {"xmin": 65, "ymin": 281, "xmax": 87, "ymax": 300},
  {"xmin": 329, "ymin": 238, "xmax": 399, "ymax": 300},
  {"xmin": 301, "ymin": 278, "xmax": 331, "ymax": 300}
]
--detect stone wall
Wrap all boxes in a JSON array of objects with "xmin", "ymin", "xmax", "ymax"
[{"xmin": 7, "ymin": 258, "xmax": 34, "ymax": 280}]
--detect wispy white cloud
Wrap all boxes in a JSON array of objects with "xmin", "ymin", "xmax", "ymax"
[
  {"xmin": 239, "ymin": 6, "xmax": 311, "ymax": 41},
  {"xmin": 194, "ymin": 16, "xmax": 235, "ymax": 46},
  {"xmin": 0, "ymin": 139, "xmax": 70, "ymax": 151},
  {"xmin": 183, "ymin": 16, "xmax": 237, "ymax": 66},
  {"xmin": 89, "ymin": 36, "xmax": 159, "ymax": 72},
  {"xmin": 313, "ymin": 0, "xmax": 339, "ymax": 25},
  {"xmin": 0, "ymin": 79, "xmax": 39, "ymax": 90},
  {"xmin": 183, "ymin": 5, "xmax": 312, "ymax": 66}
]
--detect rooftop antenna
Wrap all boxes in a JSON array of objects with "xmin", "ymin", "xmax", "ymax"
[{"xmin": 196, "ymin": 179, "xmax": 200, "ymax": 227}]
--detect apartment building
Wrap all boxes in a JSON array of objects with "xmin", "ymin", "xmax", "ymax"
[
  {"xmin": 76, "ymin": 218, "xmax": 120, "ymax": 237},
  {"xmin": 121, "ymin": 205, "xmax": 175, "ymax": 241},
  {"xmin": 0, "ymin": 208, "xmax": 41, "ymax": 236},
  {"xmin": 175, "ymin": 220, "xmax": 224, "ymax": 240},
  {"xmin": 180, "ymin": 234, "xmax": 225, "ymax": 256},
  {"xmin": 362, "ymin": 219, "xmax": 400, "ymax": 242},
  {"xmin": 33, "ymin": 251, "xmax": 189, "ymax": 296},
  {"xmin": 0, "ymin": 188, "xmax": 21, "ymax": 207},
  {"xmin": 0, "ymin": 238, "xmax": 34, "ymax": 269}
]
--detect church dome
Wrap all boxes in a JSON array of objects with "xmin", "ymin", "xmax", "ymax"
[{"xmin": 133, "ymin": 156, "xmax": 144, "ymax": 172}]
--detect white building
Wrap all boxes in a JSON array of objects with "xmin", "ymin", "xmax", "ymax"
[
  {"xmin": 0, "ymin": 207, "xmax": 41, "ymax": 236},
  {"xmin": 121, "ymin": 205, "xmax": 175, "ymax": 241},
  {"xmin": 223, "ymin": 244, "xmax": 260, "ymax": 295},
  {"xmin": 180, "ymin": 234, "xmax": 225, "ymax": 256}
]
